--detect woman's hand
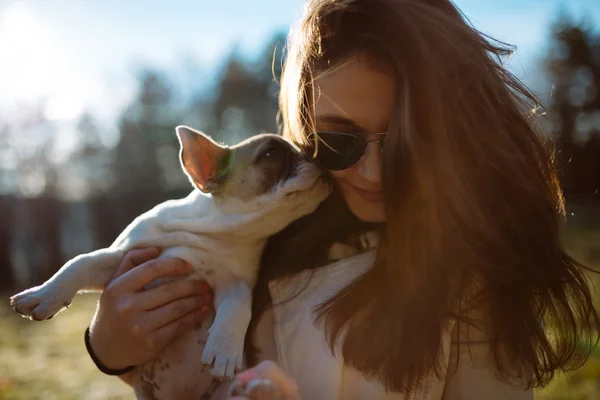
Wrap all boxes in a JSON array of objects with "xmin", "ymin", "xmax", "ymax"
[
  {"xmin": 88, "ymin": 247, "xmax": 212, "ymax": 370},
  {"xmin": 228, "ymin": 361, "xmax": 300, "ymax": 400}
]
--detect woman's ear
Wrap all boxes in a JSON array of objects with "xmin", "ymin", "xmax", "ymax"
[{"xmin": 176, "ymin": 125, "xmax": 230, "ymax": 193}]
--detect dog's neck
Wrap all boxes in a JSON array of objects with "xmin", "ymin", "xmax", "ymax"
[{"xmin": 163, "ymin": 190, "xmax": 290, "ymax": 242}]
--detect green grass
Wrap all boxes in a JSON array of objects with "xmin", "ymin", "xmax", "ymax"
[
  {"xmin": 0, "ymin": 293, "xmax": 134, "ymax": 400},
  {"xmin": 1, "ymin": 227, "xmax": 599, "ymax": 399},
  {"xmin": 534, "ymin": 227, "xmax": 600, "ymax": 399}
]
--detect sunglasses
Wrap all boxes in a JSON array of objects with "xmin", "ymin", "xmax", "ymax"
[{"xmin": 306, "ymin": 131, "xmax": 387, "ymax": 171}]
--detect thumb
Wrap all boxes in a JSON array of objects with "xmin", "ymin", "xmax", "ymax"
[
  {"xmin": 236, "ymin": 361, "xmax": 299, "ymax": 399},
  {"xmin": 112, "ymin": 247, "xmax": 161, "ymax": 280}
]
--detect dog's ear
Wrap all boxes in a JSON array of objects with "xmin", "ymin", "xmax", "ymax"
[{"xmin": 176, "ymin": 126, "xmax": 231, "ymax": 193}]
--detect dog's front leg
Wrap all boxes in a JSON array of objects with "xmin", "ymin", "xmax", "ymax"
[
  {"xmin": 11, "ymin": 248, "xmax": 123, "ymax": 320},
  {"xmin": 201, "ymin": 279, "xmax": 252, "ymax": 379}
]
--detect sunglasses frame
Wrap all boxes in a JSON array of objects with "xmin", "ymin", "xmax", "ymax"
[{"xmin": 307, "ymin": 131, "xmax": 387, "ymax": 171}]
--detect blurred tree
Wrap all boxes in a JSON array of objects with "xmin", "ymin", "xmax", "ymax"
[
  {"xmin": 89, "ymin": 69, "xmax": 188, "ymax": 247},
  {"xmin": 2, "ymin": 104, "xmax": 67, "ymax": 286},
  {"xmin": 0, "ymin": 123, "xmax": 13, "ymax": 288},
  {"xmin": 547, "ymin": 16, "xmax": 600, "ymax": 205},
  {"xmin": 205, "ymin": 32, "xmax": 288, "ymax": 144},
  {"xmin": 0, "ymin": 194, "xmax": 15, "ymax": 289},
  {"xmin": 76, "ymin": 112, "xmax": 104, "ymax": 152},
  {"xmin": 112, "ymin": 70, "xmax": 179, "ymax": 195},
  {"xmin": 0, "ymin": 123, "xmax": 13, "ymax": 194},
  {"xmin": 252, "ymin": 32, "xmax": 288, "ymax": 132},
  {"xmin": 0, "ymin": 123, "xmax": 14, "ymax": 289},
  {"xmin": 67, "ymin": 112, "xmax": 114, "ymax": 197},
  {"xmin": 1, "ymin": 31, "xmax": 291, "ymax": 288},
  {"xmin": 208, "ymin": 46, "xmax": 267, "ymax": 143}
]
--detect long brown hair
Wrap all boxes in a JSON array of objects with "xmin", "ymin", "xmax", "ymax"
[{"xmin": 249, "ymin": 0, "xmax": 599, "ymax": 393}]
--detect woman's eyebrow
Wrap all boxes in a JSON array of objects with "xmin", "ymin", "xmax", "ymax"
[{"xmin": 316, "ymin": 114, "xmax": 366, "ymax": 132}]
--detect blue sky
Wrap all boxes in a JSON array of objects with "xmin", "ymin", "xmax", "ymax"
[{"xmin": 0, "ymin": 0, "xmax": 599, "ymax": 123}]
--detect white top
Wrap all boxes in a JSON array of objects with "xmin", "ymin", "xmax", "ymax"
[
  {"xmin": 252, "ymin": 249, "xmax": 453, "ymax": 400},
  {"xmin": 250, "ymin": 232, "xmax": 533, "ymax": 400}
]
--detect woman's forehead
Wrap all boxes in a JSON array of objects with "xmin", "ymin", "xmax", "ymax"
[{"xmin": 311, "ymin": 58, "xmax": 396, "ymax": 134}]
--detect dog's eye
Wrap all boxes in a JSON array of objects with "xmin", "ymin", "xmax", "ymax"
[
  {"xmin": 258, "ymin": 145, "xmax": 283, "ymax": 161},
  {"xmin": 263, "ymin": 147, "xmax": 280, "ymax": 158}
]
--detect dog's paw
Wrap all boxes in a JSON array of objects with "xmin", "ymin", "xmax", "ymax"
[
  {"xmin": 201, "ymin": 334, "xmax": 243, "ymax": 380},
  {"xmin": 10, "ymin": 285, "xmax": 74, "ymax": 321}
]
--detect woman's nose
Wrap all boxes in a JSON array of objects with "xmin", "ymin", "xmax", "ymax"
[{"xmin": 356, "ymin": 142, "xmax": 382, "ymax": 185}]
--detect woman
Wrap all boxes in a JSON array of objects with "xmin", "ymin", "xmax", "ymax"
[{"xmin": 88, "ymin": 0, "xmax": 599, "ymax": 399}]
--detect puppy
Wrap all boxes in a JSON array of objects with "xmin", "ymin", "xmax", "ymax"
[{"xmin": 10, "ymin": 126, "xmax": 330, "ymax": 399}]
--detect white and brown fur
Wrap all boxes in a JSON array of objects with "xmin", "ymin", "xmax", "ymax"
[{"xmin": 10, "ymin": 126, "xmax": 331, "ymax": 400}]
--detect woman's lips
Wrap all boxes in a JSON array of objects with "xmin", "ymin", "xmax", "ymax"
[{"xmin": 351, "ymin": 185, "xmax": 383, "ymax": 202}]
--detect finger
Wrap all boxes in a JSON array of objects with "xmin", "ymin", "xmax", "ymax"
[
  {"xmin": 135, "ymin": 279, "xmax": 211, "ymax": 311},
  {"xmin": 151, "ymin": 308, "xmax": 207, "ymax": 349},
  {"xmin": 246, "ymin": 378, "xmax": 282, "ymax": 400},
  {"xmin": 238, "ymin": 361, "xmax": 299, "ymax": 398},
  {"xmin": 113, "ymin": 247, "xmax": 161, "ymax": 280},
  {"xmin": 228, "ymin": 380, "xmax": 247, "ymax": 397},
  {"xmin": 144, "ymin": 296, "xmax": 210, "ymax": 331},
  {"xmin": 114, "ymin": 257, "xmax": 192, "ymax": 292}
]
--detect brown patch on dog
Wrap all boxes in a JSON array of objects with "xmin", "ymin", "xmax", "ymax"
[
  {"xmin": 217, "ymin": 135, "xmax": 301, "ymax": 201},
  {"xmin": 140, "ymin": 379, "xmax": 160, "ymax": 400},
  {"xmin": 139, "ymin": 359, "xmax": 162, "ymax": 400}
]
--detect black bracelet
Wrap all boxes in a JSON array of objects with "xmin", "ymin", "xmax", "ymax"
[{"xmin": 84, "ymin": 327, "xmax": 135, "ymax": 376}]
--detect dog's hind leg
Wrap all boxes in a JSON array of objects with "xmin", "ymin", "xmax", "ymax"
[{"xmin": 11, "ymin": 248, "xmax": 124, "ymax": 320}]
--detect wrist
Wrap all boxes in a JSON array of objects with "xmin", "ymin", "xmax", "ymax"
[{"xmin": 85, "ymin": 327, "xmax": 135, "ymax": 375}]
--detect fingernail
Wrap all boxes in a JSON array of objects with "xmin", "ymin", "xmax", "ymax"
[
  {"xmin": 201, "ymin": 282, "xmax": 210, "ymax": 292},
  {"xmin": 236, "ymin": 369, "xmax": 258, "ymax": 383},
  {"xmin": 184, "ymin": 262, "xmax": 193, "ymax": 271},
  {"xmin": 201, "ymin": 305, "xmax": 209, "ymax": 314},
  {"xmin": 228, "ymin": 379, "xmax": 247, "ymax": 396},
  {"xmin": 202, "ymin": 293, "xmax": 211, "ymax": 302}
]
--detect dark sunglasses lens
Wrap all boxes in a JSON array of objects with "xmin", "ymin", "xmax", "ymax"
[{"xmin": 309, "ymin": 132, "xmax": 366, "ymax": 170}]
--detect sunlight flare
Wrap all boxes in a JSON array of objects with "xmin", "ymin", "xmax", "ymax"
[{"xmin": 0, "ymin": 1, "xmax": 80, "ymax": 113}]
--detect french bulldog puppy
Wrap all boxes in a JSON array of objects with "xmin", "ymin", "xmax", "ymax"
[{"xmin": 10, "ymin": 126, "xmax": 330, "ymax": 400}]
